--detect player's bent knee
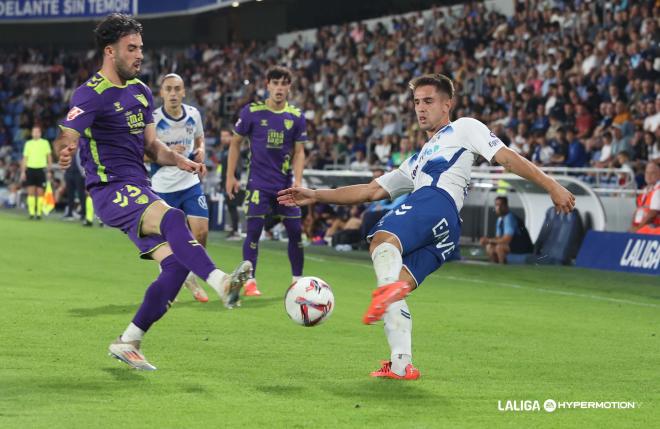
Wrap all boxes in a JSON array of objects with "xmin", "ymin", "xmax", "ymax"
[
  {"xmin": 150, "ymin": 243, "xmax": 174, "ymax": 263},
  {"xmin": 400, "ymin": 266, "xmax": 418, "ymax": 289},
  {"xmin": 141, "ymin": 200, "xmax": 175, "ymax": 236},
  {"xmin": 369, "ymin": 231, "xmax": 402, "ymax": 254}
]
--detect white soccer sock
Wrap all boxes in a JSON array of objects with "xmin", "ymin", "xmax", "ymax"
[
  {"xmin": 185, "ymin": 271, "xmax": 196, "ymax": 284},
  {"xmin": 205, "ymin": 269, "xmax": 228, "ymax": 296},
  {"xmin": 292, "ymin": 275, "xmax": 301, "ymax": 284},
  {"xmin": 371, "ymin": 242, "xmax": 403, "ymax": 287},
  {"xmin": 384, "ymin": 299, "xmax": 412, "ymax": 376},
  {"xmin": 121, "ymin": 322, "xmax": 145, "ymax": 343}
]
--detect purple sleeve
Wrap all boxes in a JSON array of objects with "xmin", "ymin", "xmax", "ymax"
[
  {"xmin": 60, "ymin": 87, "xmax": 100, "ymax": 134},
  {"xmin": 143, "ymin": 85, "xmax": 155, "ymax": 124},
  {"xmin": 295, "ymin": 116, "xmax": 308, "ymax": 144},
  {"xmin": 233, "ymin": 105, "xmax": 251, "ymax": 136}
]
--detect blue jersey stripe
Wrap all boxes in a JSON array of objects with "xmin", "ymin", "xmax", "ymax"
[{"xmin": 421, "ymin": 148, "xmax": 467, "ymax": 187}]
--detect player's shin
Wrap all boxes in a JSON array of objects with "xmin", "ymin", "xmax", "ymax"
[
  {"xmin": 371, "ymin": 242, "xmax": 402, "ymax": 286},
  {"xmin": 159, "ymin": 208, "xmax": 225, "ymax": 282},
  {"xmin": 243, "ymin": 216, "xmax": 265, "ymax": 276},
  {"xmin": 127, "ymin": 255, "xmax": 189, "ymax": 339},
  {"xmin": 384, "ymin": 299, "xmax": 413, "ymax": 376},
  {"xmin": 283, "ymin": 217, "xmax": 304, "ymax": 277}
]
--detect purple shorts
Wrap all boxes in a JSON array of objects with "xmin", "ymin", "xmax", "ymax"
[
  {"xmin": 245, "ymin": 188, "xmax": 301, "ymax": 218},
  {"xmin": 90, "ymin": 182, "xmax": 167, "ymax": 259}
]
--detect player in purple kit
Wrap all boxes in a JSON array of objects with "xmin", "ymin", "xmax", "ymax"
[
  {"xmin": 54, "ymin": 14, "xmax": 252, "ymax": 371},
  {"xmin": 225, "ymin": 66, "xmax": 307, "ymax": 299}
]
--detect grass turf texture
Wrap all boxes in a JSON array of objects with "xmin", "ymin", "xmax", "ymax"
[{"xmin": 0, "ymin": 209, "xmax": 658, "ymax": 428}]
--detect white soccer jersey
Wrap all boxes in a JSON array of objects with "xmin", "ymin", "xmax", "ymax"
[
  {"xmin": 151, "ymin": 104, "xmax": 204, "ymax": 193},
  {"xmin": 377, "ymin": 117, "xmax": 505, "ymax": 211}
]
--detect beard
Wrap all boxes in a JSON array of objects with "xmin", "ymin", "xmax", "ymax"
[{"xmin": 116, "ymin": 60, "xmax": 139, "ymax": 81}]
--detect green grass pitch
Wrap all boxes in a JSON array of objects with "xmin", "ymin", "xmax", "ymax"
[{"xmin": 0, "ymin": 210, "xmax": 658, "ymax": 428}]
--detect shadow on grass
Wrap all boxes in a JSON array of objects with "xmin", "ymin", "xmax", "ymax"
[
  {"xmin": 321, "ymin": 380, "xmax": 449, "ymax": 406},
  {"xmin": 102, "ymin": 367, "xmax": 149, "ymax": 382},
  {"xmin": 255, "ymin": 384, "xmax": 307, "ymax": 395},
  {"xmin": 68, "ymin": 295, "xmax": 280, "ymax": 318},
  {"xmin": 69, "ymin": 304, "xmax": 136, "ymax": 317}
]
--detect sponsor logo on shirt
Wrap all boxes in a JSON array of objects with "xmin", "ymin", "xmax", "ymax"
[{"xmin": 66, "ymin": 106, "xmax": 85, "ymax": 121}]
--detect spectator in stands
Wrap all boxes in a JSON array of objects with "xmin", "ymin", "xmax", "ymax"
[
  {"xmin": 564, "ymin": 129, "xmax": 588, "ymax": 168},
  {"xmin": 349, "ymin": 150, "xmax": 369, "ymax": 171},
  {"xmin": 593, "ymin": 131, "xmax": 613, "ymax": 168},
  {"xmin": 1, "ymin": 0, "xmax": 657, "ymax": 191},
  {"xmin": 479, "ymin": 196, "xmax": 533, "ymax": 264},
  {"xmin": 643, "ymin": 96, "xmax": 660, "ymax": 133},
  {"xmin": 575, "ymin": 104, "xmax": 594, "ymax": 139},
  {"xmin": 630, "ymin": 162, "xmax": 660, "ymax": 234},
  {"xmin": 325, "ymin": 205, "xmax": 363, "ymax": 250},
  {"xmin": 531, "ymin": 132, "xmax": 555, "ymax": 166},
  {"xmin": 610, "ymin": 124, "xmax": 632, "ymax": 159},
  {"xmin": 389, "ymin": 136, "xmax": 414, "ymax": 167}
]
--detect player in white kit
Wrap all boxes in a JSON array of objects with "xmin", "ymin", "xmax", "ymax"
[
  {"xmin": 151, "ymin": 73, "xmax": 210, "ymax": 302},
  {"xmin": 278, "ymin": 74, "xmax": 575, "ymax": 379}
]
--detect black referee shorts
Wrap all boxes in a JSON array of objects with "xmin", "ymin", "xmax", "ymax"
[{"xmin": 25, "ymin": 168, "xmax": 46, "ymax": 188}]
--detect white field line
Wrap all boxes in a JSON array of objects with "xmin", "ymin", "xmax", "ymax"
[{"xmin": 214, "ymin": 242, "xmax": 659, "ymax": 309}]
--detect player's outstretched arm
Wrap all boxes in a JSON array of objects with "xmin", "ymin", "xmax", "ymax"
[
  {"xmin": 144, "ymin": 124, "xmax": 206, "ymax": 177},
  {"xmin": 53, "ymin": 127, "xmax": 80, "ymax": 169},
  {"xmin": 493, "ymin": 146, "xmax": 575, "ymax": 214},
  {"xmin": 277, "ymin": 179, "xmax": 389, "ymax": 207}
]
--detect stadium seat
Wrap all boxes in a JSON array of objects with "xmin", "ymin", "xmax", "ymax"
[{"xmin": 532, "ymin": 207, "xmax": 585, "ymax": 265}]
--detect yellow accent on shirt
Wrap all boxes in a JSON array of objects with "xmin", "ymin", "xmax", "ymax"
[{"xmin": 23, "ymin": 138, "xmax": 51, "ymax": 169}]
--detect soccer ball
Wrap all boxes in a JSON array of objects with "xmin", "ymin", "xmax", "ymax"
[{"xmin": 284, "ymin": 276, "xmax": 334, "ymax": 327}]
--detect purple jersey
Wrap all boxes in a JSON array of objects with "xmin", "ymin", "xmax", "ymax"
[
  {"xmin": 60, "ymin": 72, "xmax": 154, "ymax": 189},
  {"xmin": 233, "ymin": 101, "xmax": 307, "ymax": 192}
]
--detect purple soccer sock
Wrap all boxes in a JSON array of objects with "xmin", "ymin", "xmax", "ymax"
[
  {"xmin": 243, "ymin": 216, "xmax": 264, "ymax": 277},
  {"xmin": 160, "ymin": 208, "xmax": 216, "ymax": 280},
  {"xmin": 132, "ymin": 255, "xmax": 189, "ymax": 331},
  {"xmin": 283, "ymin": 217, "xmax": 304, "ymax": 276}
]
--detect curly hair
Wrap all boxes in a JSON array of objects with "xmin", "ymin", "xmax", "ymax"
[{"xmin": 93, "ymin": 13, "xmax": 143, "ymax": 53}]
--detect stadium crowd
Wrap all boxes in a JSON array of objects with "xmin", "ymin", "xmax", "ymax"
[{"xmin": 0, "ymin": 1, "xmax": 658, "ymax": 213}]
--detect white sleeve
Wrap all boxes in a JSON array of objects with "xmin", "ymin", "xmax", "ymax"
[
  {"xmin": 194, "ymin": 109, "xmax": 204, "ymax": 138},
  {"xmin": 376, "ymin": 155, "xmax": 415, "ymax": 199},
  {"xmin": 458, "ymin": 117, "xmax": 505, "ymax": 162}
]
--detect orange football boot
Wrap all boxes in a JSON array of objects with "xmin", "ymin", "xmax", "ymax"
[
  {"xmin": 370, "ymin": 360, "xmax": 420, "ymax": 380},
  {"xmin": 362, "ymin": 281, "xmax": 412, "ymax": 324}
]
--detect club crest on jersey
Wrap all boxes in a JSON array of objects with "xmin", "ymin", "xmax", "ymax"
[
  {"xmin": 134, "ymin": 94, "xmax": 149, "ymax": 107},
  {"xmin": 66, "ymin": 106, "xmax": 84, "ymax": 121},
  {"xmin": 284, "ymin": 119, "xmax": 294, "ymax": 130}
]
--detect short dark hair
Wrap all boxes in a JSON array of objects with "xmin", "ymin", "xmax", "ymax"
[
  {"xmin": 408, "ymin": 73, "xmax": 454, "ymax": 99},
  {"xmin": 495, "ymin": 196, "xmax": 509, "ymax": 206},
  {"xmin": 94, "ymin": 13, "xmax": 143, "ymax": 53},
  {"xmin": 266, "ymin": 66, "xmax": 292, "ymax": 84}
]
